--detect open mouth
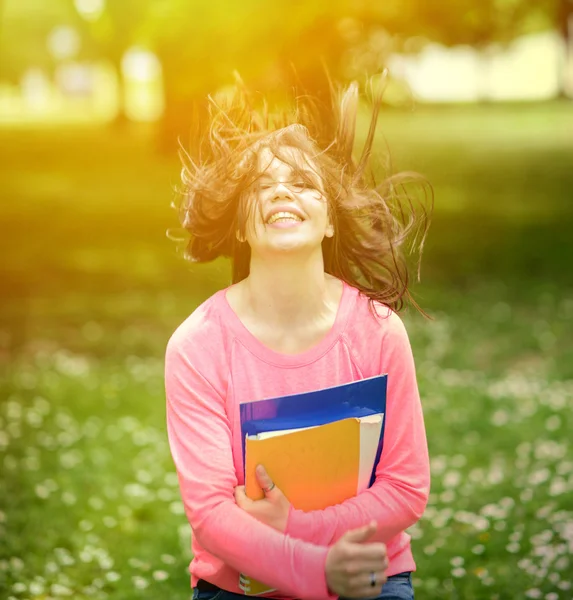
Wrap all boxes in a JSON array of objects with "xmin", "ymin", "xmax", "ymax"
[{"xmin": 266, "ymin": 211, "xmax": 304, "ymax": 225}]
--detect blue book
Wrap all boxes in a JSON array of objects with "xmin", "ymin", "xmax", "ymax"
[{"xmin": 240, "ymin": 374, "xmax": 387, "ymax": 489}]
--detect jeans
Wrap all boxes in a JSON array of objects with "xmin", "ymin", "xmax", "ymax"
[{"xmin": 192, "ymin": 572, "xmax": 414, "ymax": 600}]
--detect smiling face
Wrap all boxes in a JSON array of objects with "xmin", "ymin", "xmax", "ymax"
[{"xmin": 241, "ymin": 146, "xmax": 334, "ymax": 257}]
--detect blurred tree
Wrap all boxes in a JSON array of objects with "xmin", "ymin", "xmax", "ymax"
[
  {"xmin": 352, "ymin": 0, "xmax": 572, "ymax": 98},
  {"xmin": 144, "ymin": 0, "xmax": 353, "ymax": 151},
  {"xmin": 72, "ymin": 0, "xmax": 152, "ymax": 125},
  {"xmin": 0, "ymin": 0, "xmax": 77, "ymax": 81},
  {"xmin": 1, "ymin": 0, "xmax": 570, "ymax": 139}
]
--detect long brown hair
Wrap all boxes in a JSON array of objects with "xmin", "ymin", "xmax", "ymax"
[{"xmin": 173, "ymin": 77, "xmax": 433, "ymax": 315}]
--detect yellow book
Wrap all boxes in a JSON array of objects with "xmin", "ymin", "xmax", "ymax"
[{"xmin": 239, "ymin": 414, "xmax": 383, "ymax": 595}]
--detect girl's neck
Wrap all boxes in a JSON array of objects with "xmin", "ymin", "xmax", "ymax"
[{"xmin": 240, "ymin": 253, "xmax": 340, "ymax": 331}]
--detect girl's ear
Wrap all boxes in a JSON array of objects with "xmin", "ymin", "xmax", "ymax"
[
  {"xmin": 325, "ymin": 223, "xmax": 334, "ymax": 238},
  {"xmin": 236, "ymin": 230, "xmax": 247, "ymax": 243}
]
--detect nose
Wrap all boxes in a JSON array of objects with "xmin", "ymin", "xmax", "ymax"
[{"xmin": 272, "ymin": 182, "xmax": 294, "ymax": 201}]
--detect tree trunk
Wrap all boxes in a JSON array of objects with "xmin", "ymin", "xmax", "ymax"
[{"xmin": 557, "ymin": 0, "xmax": 573, "ymax": 97}]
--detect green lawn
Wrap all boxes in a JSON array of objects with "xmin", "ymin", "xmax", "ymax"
[{"xmin": 1, "ymin": 102, "xmax": 572, "ymax": 599}]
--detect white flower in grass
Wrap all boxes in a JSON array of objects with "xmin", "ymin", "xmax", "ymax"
[
  {"xmin": 89, "ymin": 496, "xmax": 104, "ymax": 510},
  {"xmin": 531, "ymin": 530, "xmax": 553, "ymax": 545},
  {"xmin": 128, "ymin": 557, "xmax": 149, "ymax": 570},
  {"xmin": 33, "ymin": 396, "xmax": 50, "ymax": 415},
  {"xmin": 35, "ymin": 483, "xmax": 51, "ymax": 499},
  {"xmin": 51, "ymin": 583, "xmax": 73, "ymax": 596},
  {"xmin": 26, "ymin": 408, "xmax": 43, "ymax": 427},
  {"xmin": 79, "ymin": 520, "xmax": 94, "ymax": 532},
  {"xmin": 430, "ymin": 456, "xmax": 447, "ymax": 475},
  {"xmin": 157, "ymin": 488, "xmax": 172, "ymax": 502},
  {"xmin": 545, "ymin": 593, "xmax": 558, "ymax": 600},
  {"xmin": 443, "ymin": 470, "xmax": 461, "ymax": 488},
  {"xmin": 12, "ymin": 583, "xmax": 27, "ymax": 593},
  {"xmin": 153, "ymin": 570, "xmax": 169, "ymax": 581},
  {"xmin": 29, "ymin": 581, "xmax": 45, "ymax": 595},
  {"xmin": 451, "ymin": 567, "xmax": 465, "ymax": 578},
  {"xmin": 491, "ymin": 410, "xmax": 509, "ymax": 426},
  {"xmin": 60, "ymin": 450, "xmax": 83, "ymax": 469},
  {"xmin": 525, "ymin": 589, "xmax": 542, "ymax": 599},
  {"xmin": 80, "ymin": 549, "xmax": 93, "ymax": 563},
  {"xmin": 520, "ymin": 489, "xmax": 533, "ymax": 502},
  {"xmin": 558, "ymin": 580, "xmax": 571, "ymax": 590},
  {"xmin": 106, "ymin": 571, "xmax": 121, "ymax": 582},
  {"xmin": 545, "ymin": 415, "xmax": 561, "ymax": 431},
  {"xmin": 161, "ymin": 554, "xmax": 176, "ymax": 564},
  {"xmin": 472, "ymin": 544, "xmax": 485, "ymax": 555},
  {"xmin": 6, "ymin": 400, "xmax": 22, "ymax": 420},
  {"xmin": 45, "ymin": 560, "xmax": 59, "ymax": 573},
  {"xmin": 62, "ymin": 492, "xmax": 77, "ymax": 505},
  {"xmin": 506, "ymin": 542, "xmax": 520, "ymax": 553},
  {"xmin": 170, "ymin": 501, "xmax": 184, "ymax": 515},
  {"xmin": 99, "ymin": 556, "xmax": 114, "ymax": 570},
  {"xmin": 499, "ymin": 496, "xmax": 515, "ymax": 509},
  {"xmin": 136, "ymin": 469, "xmax": 153, "ymax": 484},
  {"xmin": 82, "ymin": 585, "xmax": 98, "ymax": 595},
  {"xmin": 103, "ymin": 516, "xmax": 117, "ymax": 528},
  {"xmin": 548, "ymin": 572, "xmax": 560, "ymax": 585},
  {"xmin": 124, "ymin": 483, "xmax": 150, "ymax": 499},
  {"xmin": 164, "ymin": 472, "xmax": 178, "ymax": 487},
  {"xmin": 557, "ymin": 461, "xmax": 573, "ymax": 475},
  {"xmin": 10, "ymin": 557, "xmax": 24, "ymax": 571},
  {"xmin": 440, "ymin": 490, "xmax": 455, "ymax": 503},
  {"xmin": 450, "ymin": 556, "xmax": 464, "ymax": 567},
  {"xmin": 549, "ymin": 478, "xmax": 567, "ymax": 496},
  {"xmin": 132, "ymin": 576, "xmax": 149, "ymax": 590},
  {"xmin": 509, "ymin": 531, "xmax": 522, "ymax": 542}
]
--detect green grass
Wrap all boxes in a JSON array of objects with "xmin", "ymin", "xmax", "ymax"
[{"xmin": 1, "ymin": 102, "xmax": 573, "ymax": 599}]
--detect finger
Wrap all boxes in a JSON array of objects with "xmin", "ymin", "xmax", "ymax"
[
  {"xmin": 234, "ymin": 486, "xmax": 249, "ymax": 507},
  {"xmin": 348, "ymin": 570, "xmax": 387, "ymax": 596},
  {"xmin": 347, "ymin": 541, "xmax": 387, "ymax": 561},
  {"xmin": 341, "ymin": 521, "xmax": 377, "ymax": 544},
  {"xmin": 256, "ymin": 465, "xmax": 278, "ymax": 497}
]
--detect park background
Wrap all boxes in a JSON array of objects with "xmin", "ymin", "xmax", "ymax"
[{"xmin": 1, "ymin": 0, "xmax": 572, "ymax": 598}]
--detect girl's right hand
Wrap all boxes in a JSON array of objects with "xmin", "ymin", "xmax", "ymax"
[{"xmin": 325, "ymin": 522, "xmax": 388, "ymax": 598}]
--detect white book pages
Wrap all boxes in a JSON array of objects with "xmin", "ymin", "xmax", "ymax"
[{"xmin": 357, "ymin": 414, "xmax": 384, "ymax": 493}]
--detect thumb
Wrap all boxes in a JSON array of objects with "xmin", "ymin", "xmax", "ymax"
[
  {"xmin": 341, "ymin": 521, "xmax": 377, "ymax": 544},
  {"xmin": 256, "ymin": 464, "xmax": 277, "ymax": 496}
]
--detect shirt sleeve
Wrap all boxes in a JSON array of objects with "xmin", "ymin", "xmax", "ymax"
[
  {"xmin": 164, "ymin": 334, "xmax": 335, "ymax": 600},
  {"xmin": 285, "ymin": 312, "xmax": 430, "ymax": 546}
]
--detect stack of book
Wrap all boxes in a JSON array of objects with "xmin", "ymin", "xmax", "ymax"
[{"xmin": 239, "ymin": 375, "xmax": 387, "ymax": 596}]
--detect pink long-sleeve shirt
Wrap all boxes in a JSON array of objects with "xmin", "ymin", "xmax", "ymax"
[{"xmin": 164, "ymin": 279, "xmax": 430, "ymax": 600}]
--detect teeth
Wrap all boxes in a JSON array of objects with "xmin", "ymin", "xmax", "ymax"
[{"xmin": 267, "ymin": 211, "xmax": 303, "ymax": 224}]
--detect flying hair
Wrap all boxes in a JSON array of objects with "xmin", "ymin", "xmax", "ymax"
[{"xmin": 172, "ymin": 74, "xmax": 433, "ymax": 316}]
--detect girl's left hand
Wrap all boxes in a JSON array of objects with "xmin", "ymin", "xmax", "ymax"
[{"xmin": 234, "ymin": 465, "xmax": 291, "ymax": 532}]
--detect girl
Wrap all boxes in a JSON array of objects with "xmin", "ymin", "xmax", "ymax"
[{"xmin": 165, "ymin": 80, "xmax": 431, "ymax": 600}]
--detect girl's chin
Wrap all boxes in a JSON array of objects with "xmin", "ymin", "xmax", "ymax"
[{"xmin": 258, "ymin": 239, "xmax": 322, "ymax": 254}]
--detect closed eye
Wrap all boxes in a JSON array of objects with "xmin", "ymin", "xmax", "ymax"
[{"xmin": 291, "ymin": 181, "xmax": 316, "ymax": 191}]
